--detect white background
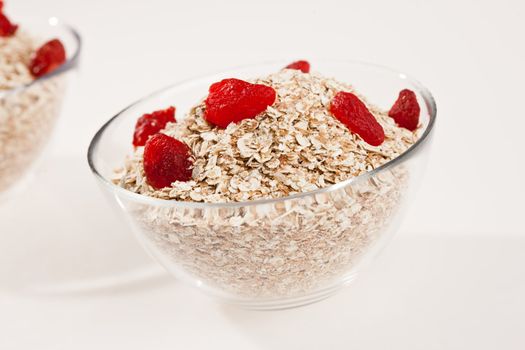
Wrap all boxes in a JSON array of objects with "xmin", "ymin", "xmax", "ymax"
[{"xmin": 1, "ymin": 0, "xmax": 524, "ymax": 349}]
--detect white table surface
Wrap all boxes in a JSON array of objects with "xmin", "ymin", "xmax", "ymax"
[{"xmin": 1, "ymin": 0, "xmax": 524, "ymax": 348}]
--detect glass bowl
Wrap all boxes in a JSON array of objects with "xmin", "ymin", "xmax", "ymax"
[
  {"xmin": 0, "ymin": 17, "xmax": 81, "ymax": 199},
  {"xmin": 88, "ymin": 60, "xmax": 436, "ymax": 310}
]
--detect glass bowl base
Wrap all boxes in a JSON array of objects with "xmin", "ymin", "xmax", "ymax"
[{"xmin": 218, "ymin": 273, "xmax": 358, "ymax": 311}]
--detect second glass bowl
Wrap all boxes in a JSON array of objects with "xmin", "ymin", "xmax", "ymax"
[
  {"xmin": 0, "ymin": 17, "xmax": 81, "ymax": 199},
  {"xmin": 88, "ymin": 60, "xmax": 436, "ymax": 309}
]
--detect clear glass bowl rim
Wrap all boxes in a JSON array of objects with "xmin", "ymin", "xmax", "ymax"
[
  {"xmin": 87, "ymin": 59, "xmax": 437, "ymax": 209},
  {"xmin": 0, "ymin": 16, "xmax": 82, "ymax": 99}
]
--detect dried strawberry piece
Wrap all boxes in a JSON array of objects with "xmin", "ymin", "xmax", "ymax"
[
  {"xmin": 133, "ymin": 106, "xmax": 176, "ymax": 147},
  {"xmin": 29, "ymin": 39, "xmax": 66, "ymax": 78},
  {"xmin": 284, "ymin": 60, "xmax": 310, "ymax": 73},
  {"xmin": 0, "ymin": 14, "xmax": 17, "ymax": 37},
  {"xmin": 0, "ymin": 2, "xmax": 18, "ymax": 37},
  {"xmin": 388, "ymin": 89, "xmax": 420, "ymax": 131},
  {"xmin": 204, "ymin": 78, "xmax": 276, "ymax": 128},
  {"xmin": 330, "ymin": 91, "xmax": 385, "ymax": 146},
  {"xmin": 143, "ymin": 133, "xmax": 193, "ymax": 189}
]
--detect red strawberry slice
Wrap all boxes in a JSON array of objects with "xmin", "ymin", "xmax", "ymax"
[
  {"xmin": 330, "ymin": 91, "xmax": 385, "ymax": 146},
  {"xmin": 284, "ymin": 60, "xmax": 310, "ymax": 73},
  {"xmin": 143, "ymin": 133, "xmax": 193, "ymax": 189},
  {"xmin": 204, "ymin": 78, "xmax": 276, "ymax": 128},
  {"xmin": 388, "ymin": 89, "xmax": 420, "ymax": 131},
  {"xmin": 29, "ymin": 39, "xmax": 66, "ymax": 78},
  {"xmin": 133, "ymin": 106, "xmax": 176, "ymax": 147}
]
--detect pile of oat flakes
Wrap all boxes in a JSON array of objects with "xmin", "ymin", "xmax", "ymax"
[
  {"xmin": 116, "ymin": 69, "xmax": 419, "ymax": 202},
  {"xmin": 0, "ymin": 31, "xmax": 33, "ymax": 89}
]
